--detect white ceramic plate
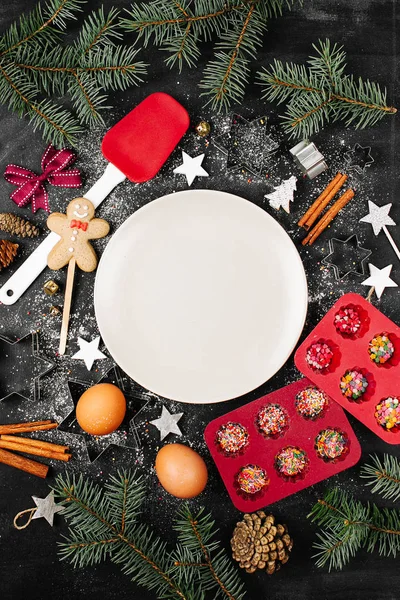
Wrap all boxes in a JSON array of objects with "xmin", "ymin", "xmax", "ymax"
[{"xmin": 95, "ymin": 190, "xmax": 308, "ymax": 403}]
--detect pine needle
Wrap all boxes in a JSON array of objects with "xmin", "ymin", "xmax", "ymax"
[
  {"xmin": 0, "ymin": 0, "xmax": 146, "ymax": 145},
  {"xmin": 53, "ymin": 470, "xmax": 245, "ymax": 600},
  {"xmin": 360, "ymin": 454, "xmax": 400, "ymax": 503},
  {"xmin": 258, "ymin": 38, "xmax": 397, "ymax": 137}
]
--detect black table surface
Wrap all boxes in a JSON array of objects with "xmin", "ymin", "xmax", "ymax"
[{"xmin": 0, "ymin": 1, "xmax": 399, "ymax": 599}]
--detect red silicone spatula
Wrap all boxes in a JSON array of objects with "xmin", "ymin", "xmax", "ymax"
[{"xmin": 0, "ymin": 93, "xmax": 189, "ymax": 305}]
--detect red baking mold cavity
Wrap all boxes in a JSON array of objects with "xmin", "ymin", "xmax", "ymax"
[
  {"xmin": 204, "ymin": 378, "xmax": 361, "ymax": 511},
  {"xmin": 295, "ymin": 292, "xmax": 400, "ymax": 444}
]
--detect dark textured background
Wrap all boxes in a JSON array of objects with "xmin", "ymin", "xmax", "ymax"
[{"xmin": 0, "ymin": 1, "xmax": 399, "ymax": 599}]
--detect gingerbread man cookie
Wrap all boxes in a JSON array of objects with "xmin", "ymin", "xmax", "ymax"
[{"xmin": 47, "ymin": 198, "xmax": 109, "ymax": 272}]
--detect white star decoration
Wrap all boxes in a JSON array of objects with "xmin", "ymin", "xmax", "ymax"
[
  {"xmin": 32, "ymin": 492, "xmax": 65, "ymax": 526},
  {"xmin": 150, "ymin": 405, "xmax": 183, "ymax": 441},
  {"xmin": 265, "ymin": 176, "xmax": 297, "ymax": 213},
  {"xmin": 361, "ymin": 263, "xmax": 398, "ymax": 299},
  {"xmin": 173, "ymin": 151, "xmax": 209, "ymax": 186},
  {"xmin": 360, "ymin": 201, "xmax": 396, "ymax": 236},
  {"xmin": 71, "ymin": 336, "xmax": 107, "ymax": 370}
]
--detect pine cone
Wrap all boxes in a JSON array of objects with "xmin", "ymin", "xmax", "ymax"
[
  {"xmin": 231, "ymin": 511, "xmax": 293, "ymax": 575},
  {"xmin": 0, "ymin": 239, "xmax": 19, "ymax": 270},
  {"xmin": 0, "ymin": 213, "xmax": 39, "ymax": 238}
]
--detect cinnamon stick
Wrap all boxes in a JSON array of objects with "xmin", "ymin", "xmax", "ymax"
[
  {"xmin": 0, "ymin": 440, "xmax": 71, "ymax": 462},
  {"xmin": 0, "ymin": 421, "xmax": 58, "ymax": 435},
  {"xmin": 302, "ymin": 189, "xmax": 355, "ymax": 246},
  {"xmin": 0, "ymin": 447, "xmax": 49, "ymax": 478},
  {"xmin": 298, "ymin": 173, "xmax": 347, "ymax": 229},
  {"xmin": 0, "ymin": 434, "xmax": 69, "ymax": 454}
]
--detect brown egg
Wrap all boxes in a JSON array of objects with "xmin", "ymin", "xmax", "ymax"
[
  {"xmin": 155, "ymin": 443, "xmax": 208, "ymax": 498},
  {"xmin": 76, "ymin": 383, "xmax": 126, "ymax": 435}
]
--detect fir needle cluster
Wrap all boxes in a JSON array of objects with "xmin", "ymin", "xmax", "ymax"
[
  {"xmin": 0, "ymin": 0, "xmax": 146, "ymax": 146},
  {"xmin": 309, "ymin": 454, "xmax": 400, "ymax": 571},
  {"xmin": 121, "ymin": 0, "xmax": 300, "ymax": 112},
  {"xmin": 258, "ymin": 39, "xmax": 397, "ymax": 138},
  {"xmin": 53, "ymin": 470, "xmax": 245, "ymax": 600}
]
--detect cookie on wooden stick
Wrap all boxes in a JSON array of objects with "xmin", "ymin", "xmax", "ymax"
[{"xmin": 47, "ymin": 198, "xmax": 109, "ymax": 354}]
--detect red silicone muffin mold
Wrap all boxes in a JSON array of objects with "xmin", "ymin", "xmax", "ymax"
[
  {"xmin": 204, "ymin": 378, "xmax": 361, "ymax": 511},
  {"xmin": 295, "ymin": 293, "xmax": 400, "ymax": 444}
]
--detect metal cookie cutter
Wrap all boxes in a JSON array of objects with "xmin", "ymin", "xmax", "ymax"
[
  {"xmin": 344, "ymin": 143, "xmax": 374, "ymax": 175},
  {"xmin": 322, "ymin": 235, "xmax": 372, "ymax": 281},
  {"xmin": 290, "ymin": 140, "xmax": 328, "ymax": 179}
]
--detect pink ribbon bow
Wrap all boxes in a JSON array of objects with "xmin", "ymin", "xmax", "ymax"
[{"xmin": 4, "ymin": 144, "xmax": 82, "ymax": 213}]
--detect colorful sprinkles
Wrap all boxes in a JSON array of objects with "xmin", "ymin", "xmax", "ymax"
[
  {"xmin": 340, "ymin": 369, "xmax": 369, "ymax": 401},
  {"xmin": 274, "ymin": 446, "xmax": 308, "ymax": 478},
  {"xmin": 375, "ymin": 397, "xmax": 400, "ymax": 431},
  {"xmin": 295, "ymin": 386, "xmax": 329, "ymax": 420},
  {"xmin": 306, "ymin": 341, "xmax": 333, "ymax": 371},
  {"xmin": 256, "ymin": 403, "xmax": 289, "ymax": 437},
  {"xmin": 315, "ymin": 428, "xmax": 349, "ymax": 460},
  {"xmin": 368, "ymin": 334, "xmax": 394, "ymax": 365},
  {"xmin": 334, "ymin": 306, "xmax": 362, "ymax": 336},
  {"xmin": 216, "ymin": 422, "xmax": 249, "ymax": 455},
  {"xmin": 237, "ymin": 464, "xmax": 269, "ymax": 494}
]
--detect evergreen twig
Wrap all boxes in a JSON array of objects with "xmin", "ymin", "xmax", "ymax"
[
  {"xmin": 121, "ymin": 0, "xmax": 299, "ymax": 112},
  {"xmin": 360, "ymin": 454, "xmax": 400, "ymax": 503},
  {"xmin": 308, "ymin": 488, "xmax": 400, "ymax": 571},
  {"xmin": 257, "ymin": 39, "xmax": 397, "ymax": 138},
  {"xmin": 0, "ymin": 0, "xmax": 146, "ymax": 145},
  {"xmin": 53, "ymin": 470, "xmax": 244, "ymax": 600}
]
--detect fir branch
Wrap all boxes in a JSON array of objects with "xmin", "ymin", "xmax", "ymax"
[
  {"xmin": 258, "ymin": 39, "xmax": 397, "ymax": 137},
  {"xmin": 308, "ymin": 488, "xmax": 400, "ymax": 571},
  {"xmin": 53, "ymin": 471, "xmax": 245, "ymax": 600},
  {"xmin": 0, "ymin": 0, "xmax": 84, "ymax": 57},
  {"xmin": 361, "ymin": 454, "xmax": 400, "ymax": 503},
  {"xmin": 173, "ymin": 506, "xmax": 246, "ymax": 600},
  {"xmin": 121, "ymin": 0, "xmax": 299, "ymax": 111}
]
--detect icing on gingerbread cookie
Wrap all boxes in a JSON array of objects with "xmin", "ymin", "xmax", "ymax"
[{"xmin": 47, "ymin": 198, "xmax": 110, "ymax": 272}]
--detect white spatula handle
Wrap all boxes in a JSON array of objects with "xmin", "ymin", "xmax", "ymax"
[{"xmin": 0, "ymin": 163, "xmax": 126, "ymax": 305}]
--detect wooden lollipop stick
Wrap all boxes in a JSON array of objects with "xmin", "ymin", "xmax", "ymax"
[{"xmin": 59, "ymin": 257, "xmax": 76, "ymax": 355}]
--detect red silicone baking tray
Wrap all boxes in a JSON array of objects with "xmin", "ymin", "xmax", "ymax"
[
  {"xmin": 295, "ymin": 292, "xmax": 400, "ymax": 444},
  {"xmin": 204, "ymin": 378, "xmax": 361, "ymax": 511}
]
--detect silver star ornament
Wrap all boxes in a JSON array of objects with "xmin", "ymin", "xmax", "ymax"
[
  {"xmin": 360, "ymin": 201, "xmax": 396, "ymax": 236},
  {"xmin": 173, "ymin": 151, "xmax": 209, "ymax": 186},
  {"xmin": 150, "ymin": 405, "xmax": 183, "ymax": 441},
  {"xmin": 32, "ymin": 492, "xmax": 65, "ymax": 526},
  {"xmin": 72, "ymin": 336, "xmax": 107, "ymax": 370},
  {"xmin": 361, "ymin": 263, "xmax": 398, "ymax": 299}
]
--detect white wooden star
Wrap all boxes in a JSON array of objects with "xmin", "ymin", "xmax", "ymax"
[
  {"xmin": 32, "ymin": 492, "xmax": 64, "ymax": 526},
  {"xmin": 265, "ymin": 176, "xmax": 297, "ymax": 213},
  {"xmin": 173, "ymin": 151, "xmax": 209, "ymax": 186},
  {"xmin": 71, "ymin": 336, "xmax": 107, "ymax": 370},
  {"xmin": 361, "ymin": 263, "xmax": 398, "ymax": 299},
  {"xmin": 360, "ymin": 201, "xmax": 396, "ymax": 236},
  {"xmin": 150, "ymin": 405, "xmax": 183, "ymax": 441}
]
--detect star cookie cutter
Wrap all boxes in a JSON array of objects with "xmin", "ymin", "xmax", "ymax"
[
  {"xmin": 0, "ymin": 331, "xmax": 55, "ymax": 401},
  {"xmin": 58, "ymin": 365, "xmax": 151, "ymax": 462},
  {"xmin": 322, "ymin": 235, "xmax": 372, "ymax": 281},
  {"xmin": 344, "ymin": 143, "xmax": 374, "ymax": 175},
  {"xmin": 213, "ymin": 114, "xmax": 281, "ymax": 176}
]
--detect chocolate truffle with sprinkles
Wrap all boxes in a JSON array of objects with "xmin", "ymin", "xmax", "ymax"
[
  {"xmin": 315, "ymin": 428, "xmax": 349, "ymax": 461},
  {"xmin": 256, "ymin": 403, "xmax": 289, "ymax": 437},
  {"xmin": 295, "ymin": 386, "xmax": 329, "ymax": 420},
  {"xmin": 340, "ymin": 369, "xmax": 369, "ymax": 401},
  {"xmin": 375, "ymin": 397, "xmax": 400, "ymax": 432},
  {"xmin": 237, "ymin": 464, "xmax": 269, "ymax": 495},
  {"xmin": 216, "ymin": 422, "xmax": 249, "ymax": 455},
  {"xmin": 368, "ymin": 334, "xmax": 394, "ymax": 365},
  {"xmin": 274, "ymin": 446, "xmax": 308, "ymax": 479},
  {"xmin": 306, "ymin": 341, "xmax": 333, "ymax": 371},
  {"xmin": 334, "ymin": 306, "xmax": 362, "ymax": 336}
]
